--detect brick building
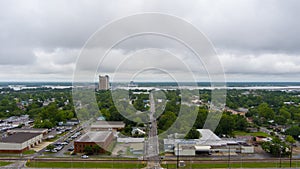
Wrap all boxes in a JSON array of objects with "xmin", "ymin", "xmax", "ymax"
[
  {"xmin": 74, "ymin": 131, "xmax": 114, "ymax": 154},
  {"xmin": 0, "ymin": 132, "xmax": 43, "ymax": 153}
]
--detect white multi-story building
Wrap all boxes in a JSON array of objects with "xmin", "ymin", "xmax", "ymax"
[{"xmin": 98, "ymin": 75, "xmax": 110, "ymax": 90}]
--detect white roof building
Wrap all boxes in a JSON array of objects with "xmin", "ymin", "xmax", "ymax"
[{"xmin": 164, "ymin": 129, "xmax": 254, "ymax": 155}]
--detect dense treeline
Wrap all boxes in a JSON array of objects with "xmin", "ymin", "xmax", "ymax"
[
  {"xmin": 226, "ymin": 89, "xmax": 300, "ymax": 140},
  {"xmin": 0, "ymin": 88, "xmax": 76, "ymax": 128},
  {"xmin": 2, "ymin": 87, "xmax": 300, "ymax": 140}
]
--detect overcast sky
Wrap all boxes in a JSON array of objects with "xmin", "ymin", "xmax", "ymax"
[{"xmin": 1, "ymin": 0, "xmax": 300, "ymax": 82}]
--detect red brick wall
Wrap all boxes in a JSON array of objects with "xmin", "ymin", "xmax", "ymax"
[
  {"xmin": 0, "ymin": 147, "xmax": 29, "ymax": 154},
  {"xmin": 74, "ymin": 132, "xmax": 114, "ymax": 154}
]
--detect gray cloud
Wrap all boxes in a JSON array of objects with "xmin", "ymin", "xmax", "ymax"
[{"xmin": 0, "ymin": 0, "xmax": 300, "ymax": 81}]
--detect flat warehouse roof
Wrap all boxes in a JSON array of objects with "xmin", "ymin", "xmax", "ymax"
[
  {"xmin": 8, "ymin": 128, "xmax": 48, "ymax": 132},
  {"xmin": 1, "ymin": 132, "xmax": 41, "ymax": 143},
  {"xmin": 91, "ymin": 121, "xmax": 125, "ymax": 128},
  {"xmin": 76, "ymin": 131, "xmax": 112, "ymax": 143}
]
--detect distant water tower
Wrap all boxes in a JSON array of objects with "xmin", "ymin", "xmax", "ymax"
[{"xmin": 98, "ymin": 75, "xmax": 110, "ymax": 90}]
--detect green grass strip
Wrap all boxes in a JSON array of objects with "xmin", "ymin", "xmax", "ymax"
[
  {"xmin": 26, "ymin": 161, "xmax": 146, "ymax": 168},
  {"xmin": 161, "ymin": 161, "xmax": 298, "ymax": 168},
  {"xmin": 0, "ymin": 161, "xmax": 12, "ymax": 166}
]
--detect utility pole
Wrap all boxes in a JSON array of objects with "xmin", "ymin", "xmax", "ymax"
[
  {"xmin": 290, "ymin": 143, "xmax": 293, "ymax": 168},
  {"xmin": 177, "ymin": 142, "xmax": 179, "ymax": 169},
  {"xmin": 228, "ymin": 145, "xmax": 231, "ymax": 169},
  {"xmin": 279, "ymin": 146, "xmax": 282, "ymax": 168}
]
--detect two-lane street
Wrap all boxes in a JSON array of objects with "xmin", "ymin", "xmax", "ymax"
[{"xmin": 145, "ymin": 92, "xmax": 161, "ymax": 169}]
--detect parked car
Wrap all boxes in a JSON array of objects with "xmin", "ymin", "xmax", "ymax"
[
  {"xmin": 71, "ymin": 135, "xmax": 77, "ymax": 139},
  {"xmin": 54, "ymin": 142, "xmax": 62, "ymax": 146},
  {"xmin": 68, "ymin": 146, "xmax": 74, "ymax": 151},
  {"xmin": 61, "ymin": 142, "xmax": 68, "ymax": 145},
  {"xmin": 81, "ymin": 155, "xmax": 89, "ymax": 159},
  {"xmin": 55, "ymin": 146, "xmax": 63, "ymax": 151}
]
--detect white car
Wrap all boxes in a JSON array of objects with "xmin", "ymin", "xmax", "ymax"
[
  {"xmin": 81, "ymin": 155, "xmax": 89, "ymax": 159},
  {"xmin": 55, "ymin": 146, "xmax": 63, "ymax": 151},
  {"xmin": 61, "ymin": 142, "xmax": 68, "ymax": 145}
]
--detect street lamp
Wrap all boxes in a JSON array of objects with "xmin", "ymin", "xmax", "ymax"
[
  {"xmin": 290, "ymin": 143, "xmax": 293, "ymax": 168},
  {"xmin": 279, "ymin": 145, "xmax": 283, "ymax": 168}
]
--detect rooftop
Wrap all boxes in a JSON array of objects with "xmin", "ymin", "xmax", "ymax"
[
  {"xmin": 8, "ymin": 128, "xmax": 48, "ymax": 133},
  {"xmin": 164, "ymin": 129, "xmax": 243, "ymax": 147},
  {"xmin": 197, "ymin": 129, "xmax": 222, "ymax": 141},
  {"xmin": 75, "ymin": 131, "xmax": 112, "ymax": 143},
  {"xmin": 91, "ymin": 121, "xmax": 125, "ymax": 129},
  {"xmin": 1, "ymin": 132, "xmax": 41, "ymax": 143}
]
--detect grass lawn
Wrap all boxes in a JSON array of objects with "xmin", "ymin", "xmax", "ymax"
[
  {"xmin": 0, "ymin": 161, "xmax": 12, "ymax": 166},
  {"xmin": 233, "ymin": 131, "xmax": 270, "ymax": 137},
  {"xmin": 22, "ymin": 150, "xmax": 36, "ymax": 155},
  {"xmin": 161, "ymin": 161, "xmax": 298, "ymax": 168},
  {"xmin": 26, "ymin": 161, "xmax": 146, "ymax": 168}
]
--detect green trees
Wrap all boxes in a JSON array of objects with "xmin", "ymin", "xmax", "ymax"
[
  {"xmin": 273, "ymin": 107, "xmax": 291, "ymax": 125},
  {"xmin": 185, "ymin": 128, "xmax": 200, "ymax": 139},
  {"xmin": 158, "ymin": 111, "xmax": 176, "ymax": 132},
  {"xmin": 46, "ymin": 144, "xmax": 55, "ymax": 151},
  {"xmin": 92, "ymin": 145, "xmax": 101, "ymax": 155},
  {"xmin": 130, "ymin": 93, "xmax": 150, "ymax": 112},
  {"xmin": 84, "ymin": 145, "xmax": 101, "ymax": 155},
  {"xmin": 84, "ymin": 146, "xmax": 93, "ymax": 155},
  {"xmin": 193, "ymin": 107, "xmax": 208, "ymax": 129},
  {"xmin": 215, "ymin": 114, "xmax": 235, "ymax": 135},
  {"xmin": 215, "ymin": 113, "xmax": 248, "ymax": 136},
  {"xmin": 33, "ymin": 102, "xmax": 75, "ymax": 128},
  {"xmin": 257, "ymin": 103, "xmax": 275, "ymax": 120},
  {"xmin": 261, "ymin": 137, "xmax": 289, "ymax": 157},
  {"xmin": 285, "ymin": 126, "xmax": 300, "ymax": 140},
  {"xmin": 0, "ymin": 88, "xmax": 76, "ymax": 127},
  {"xmin": 235, "ymin": 114, "xmax": 248, "ymax": 131},
  {"xmin": 286, "ymin": 135, "xmax": 296, "ymax": 145}
]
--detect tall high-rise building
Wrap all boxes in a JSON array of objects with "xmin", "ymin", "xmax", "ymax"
[{"xmin": 98, "ymin": 75, "xmax": 110, "ymax": 90}]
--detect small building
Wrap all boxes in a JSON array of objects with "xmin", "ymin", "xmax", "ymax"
[
  {"xmin": 0, "ymin": 132, "xmax": 43, "ymax": 153},
  {"xmin": 7, "ymin": 128, "xmax": 48, "ymax": 136},
  {"xmin": 195, "ymin": 145, "xmax": 211, "ymax": 154},
  {"xmin": 241, "ymin": 145, "xmax": 255, "ymax": 153},
  {"xmin": 74, "ymin": 131, "xmax": 114, "ymax": 154},
  {"xmin": 256, "ymin": 136, "xmax": 272, "ymax": 143},
  {"xmin": 117, "ymin": 137, "xmax": 144, "ymax": 143},
  {"xmin": 163, "ymin": 129, "xmax": 254, "ymax": 156},
  {"xmin": 175, "ymin": 145, "xmax": 196, "ymax": 156},
  {"xmin": 90, "ymin": 121, "xmax": 125, "ymax": 131},
  {"xmin": 65, "ymin": 119, "xmax": 80, "ymax": 126}
]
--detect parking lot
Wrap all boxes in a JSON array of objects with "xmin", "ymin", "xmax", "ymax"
[{"xmin": 40, "ymin": 125, "xmax": 83, "ymax": 157}]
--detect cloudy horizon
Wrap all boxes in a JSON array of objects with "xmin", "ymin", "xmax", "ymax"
[{"xmin": 1, "ymin": 0, "xmax": 300, "ymax": 82}]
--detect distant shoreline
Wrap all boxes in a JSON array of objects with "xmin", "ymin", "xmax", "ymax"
[{"xmin": 1, "ymin": 81, "xmax": 300, "ymax": 91}]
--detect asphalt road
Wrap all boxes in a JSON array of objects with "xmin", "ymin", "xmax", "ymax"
[{"xmin": 145, "ymin": 92, "xmax": 161, "ymax": 169}]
